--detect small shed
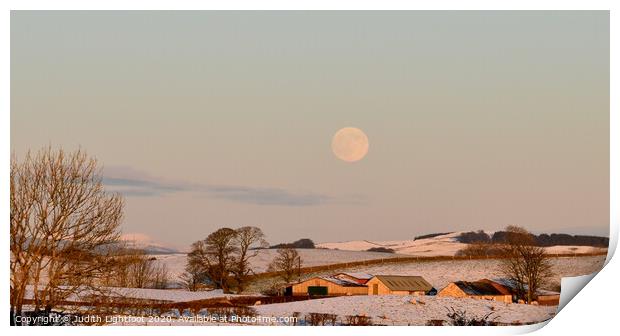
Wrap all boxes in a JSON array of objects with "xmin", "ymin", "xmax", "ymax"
[
  {"xmin": 290, "ymin": 276, "xmax": 368, "ymax": 296},
  {"xmin": 487, "ymin": 278, "xmax": 560, "ymax": 305},
  {"xmin": 366, "ymin": 275, "xmax": 433, "ymax": 296},
  {"xmin": 332, "ymin": 272, "xmax": 374, "ymax": 284},
  {"xmin": 438, "ymin": 280, "xmax": 513, "ymax": 303},
  {"xmin": 535, "ymin": 289, "xmax": 561, "ymax": 306}
]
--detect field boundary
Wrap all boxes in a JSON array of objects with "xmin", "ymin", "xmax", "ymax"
[{"xmin": 248, "ymin": 251, "xmax": 608, "ymax": 280}]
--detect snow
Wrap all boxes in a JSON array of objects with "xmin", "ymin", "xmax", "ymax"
[
  {"xmin": 320, "ymin": 255, "xmax": 605, "ymax": 291},
  {"xmin": 24, "ymin": 286, "xmax": 248, "ymax": 303},
  {"xmin": 120, "ymin": 233, "xmax": 180, "ymax": 254},
  {"xmin": 147, "ymin": 232, "xmax": 607, "ymax": 286},
  {"xmin": 153, "ymin": 248, "xmax": 403, "ymax": 283},
  {"xmin": 254, "ymin": 295, "xmax": 557, "ymax": 325},
  {"xmin": 318, "ymin": 277, "xmax": 366, "ymax": 287},
  {"xmin": 317, "ymin": 232, "xmax": 608, "ymax": 257},
  {"xmin": 544, "ymin": 245, "xmax": 607, "ymax": 254},
  {"xmin": 102, "ymin": 287, "xmax": 248, "ymax": 302},
  {"xmin": 336, "ymin": 272, "xmax": 374, "ymax": 280},
  {"xmin": 106, "ymin": 295, "xmax": 557, "ymax": 326},
  {"xmin": 317, "ymin": 232, "xmax": 473, "ymax": 256}
]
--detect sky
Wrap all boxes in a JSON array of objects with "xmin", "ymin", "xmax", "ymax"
[{"xmin": 11, "ymin": 11, "xmax": 609, "ymax": 249}]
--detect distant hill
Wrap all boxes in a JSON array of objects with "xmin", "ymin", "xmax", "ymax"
[
  {"xmin": 317, "ymin": 231, "xmax": 608, "ymax": 257},
  {"xmin": 119, "ymin": 233, "xmax": 180, "ymax": 255}
]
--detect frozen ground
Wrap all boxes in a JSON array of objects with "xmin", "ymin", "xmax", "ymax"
[
  {"xmin": 107, "ymin": 295, "xmax": 556, "ymax": 326},
  {"xmin": 254, "ymin": 295, "xmax": 557, "ymax": 326}
]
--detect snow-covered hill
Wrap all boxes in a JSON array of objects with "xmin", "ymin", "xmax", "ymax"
[
  {"xmin": 120, "ymin": 233, "xmax": 180, "ymax": 254},
  {"xmin": 317, "ymin": 232, "xmax": 607, "ymax": 257},
  {"xmin": 317, "ymin": 232, "xmax": 468, "ymax": 256}
]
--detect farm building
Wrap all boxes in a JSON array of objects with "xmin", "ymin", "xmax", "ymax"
[
  {"xmin": 535, "ymin": 289, "xmax": 561, "ymax": 306},
  {"xmin": 366, "ymin": 275, "xmax": 434, "ymax": 296},
  {"xmin": 438, "ymin": 280, "xmax": 513, "ymax": 303},
  {"xmin": 332, "ymin": 272, "xmax": 374, "ymax": 284},
  {"xmin": 290, "ymin": 276, "xmax": 368, "ymax": 296},
  {"xmin": 488, "ymin": 278, "xmax": 560, "ymax": 305}
]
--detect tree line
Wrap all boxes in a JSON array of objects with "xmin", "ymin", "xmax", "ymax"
[
  {"xmin": 181, "ymin": 227, "xmax": 303, "ymax": 293},
  {"xmin": 456, "ymin": 230, "xmax": 608, "ymax": 247},
  {"xmin": 10, "ymin": 147, "xmax": 305, "ymax": 325},
  {"xmin": 457, "ymin": 226, "xmax": 555, "ymax": 303}
]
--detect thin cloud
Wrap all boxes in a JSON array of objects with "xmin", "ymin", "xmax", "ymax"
[{"xmin": 101, "ymin": 166, "xmax": 353, "ymax": 207}]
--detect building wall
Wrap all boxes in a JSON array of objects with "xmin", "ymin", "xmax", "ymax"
[
  {"xmin": 291, "ymin": 278, "xmax": 367, "ymax": 296},
  {"xmin": 366, "ymin": 278, "xmax": 392, "ymax": 295},
  {"xmin": 438, "ymin": 283, "xmax": 469, "ymax": 298},
  {"xmin": 537, "ymin": 295, "xmax": 560, "ymax": 306},
  {"xmin": 438, "ymin": 283, "xmax": 512, "ymax": 303}
]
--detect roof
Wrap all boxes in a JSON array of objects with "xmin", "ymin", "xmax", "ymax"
[
  {"xmin": 487, "ymin": 278, "xmax": 521, "ymax": 290},
  {"xmin": 453, "ymin": 281, "xmax": 510, "ymax": 296},
  {"xmin": 319, "ymin": 277, "xmax": 367, "ymax": 287},
  {"xmin": 486, "ymin": 278, "xmax": 560, "ymax": 296},
  {"xmin": 372, "ymin": 275, "xmax": 433, "ymax": 292},
  {"xmin": 334, "ymin": 272, "xmax": 374, "ymax": 280},
  {"xmin": 537, "ymin": 289, "xmax": 560, "ymax": 296}
]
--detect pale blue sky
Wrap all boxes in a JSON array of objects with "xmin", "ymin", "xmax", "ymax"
[{"xmin": 11, "ymin": 11, "xmax": 609, "ymax": 248}]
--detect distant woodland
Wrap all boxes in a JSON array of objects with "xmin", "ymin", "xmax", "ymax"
[{"xmin": 455, "ymin": 230, "xmax": 609, "ymax": 247}]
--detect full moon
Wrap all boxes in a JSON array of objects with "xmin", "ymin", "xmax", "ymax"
[{"xmin": 331, "ymin": 127, "xmax": 369, "ymax": 162}]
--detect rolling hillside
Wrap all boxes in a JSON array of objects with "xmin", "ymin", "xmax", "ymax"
[{"xmin": 317, "ymin": 232, "xmax": 608, "ymax": 256}]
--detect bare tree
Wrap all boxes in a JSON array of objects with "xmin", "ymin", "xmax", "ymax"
[
  {"xmin": 268, "ymin": 246, "xmax": 302, "ymax": 283},
  {"xmin": 186, "ymin": 228, "xmax": 239, "ymax": 293},
  {"xmin": 128, "ymin": 253, "xmax": 156, "ymax": 288},
  {"xmin": 10, "ymin": 147, "xmax": 123, "ymax": 324},
  {"xmin": 232, "ymin": 226, "xmax": 268, "ymax": 293},
  {"xmin": 498, "ymin": 226, "xmax": 554, "ymax": 303},
  {"xmin": 151, "ymin": 262, "xmax": 170, "ymax": 289}
]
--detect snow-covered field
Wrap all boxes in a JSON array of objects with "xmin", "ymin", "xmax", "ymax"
[
  {"xmin": 146, "ymin": 232, "xmax": 606, "ymax": 286},
  {"xmin": 337, "ymin": 255, "xmax": 605, "ymax": 290},
  {"xmin": 101, "ymin": 288, "xmax": 247, "ymax": 302},
  {"xmin": 107, "ymin": 295, "xmax": 557, "ymax": 326},
  {"xmin": 153, "ymin": 248, "xmax": 402, "ymax": 282},
  {"xmin": 255, "ymin": 295, "xmax": 557, "ymax": 326},
  {"xmin": 24, "ymin": 286, "xmax": 248, "ymax": 303},
  {"xmin": 33, "ymin": 255, "xmax": 603, "ymax": 326},
  {"xmin": 317, "ymin": 232, "xmax": 608, "ymax": 256},
  {"xmin": 246, "ymin": 254, "xmax": 606, "ymax": 294}
]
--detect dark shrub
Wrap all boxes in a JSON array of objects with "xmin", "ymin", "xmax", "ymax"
[
  {"xmin": 271, "ymin": 238, "xmax": 315, "ymax": 249},
  {"xmin": 414, "ymin": 232, "xmax": 453, "ymax": 240},
  {"xmin": 366, "ymin": 247, "xmax": 395, "ymax": 253},
  {"xmin": 343, "ymin": 315, "xmax": 373, "ymax": 326},
  {"xmin": 305, "ymin": 312, "xmax": 338, "ymax": 326},
  {"xmin": 456, "ymin": 242, "xmax": 505, "ymax": 257},
  {"xmin": 445, "ymin": 307, "xmax": 496, "ymax": 326}
]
